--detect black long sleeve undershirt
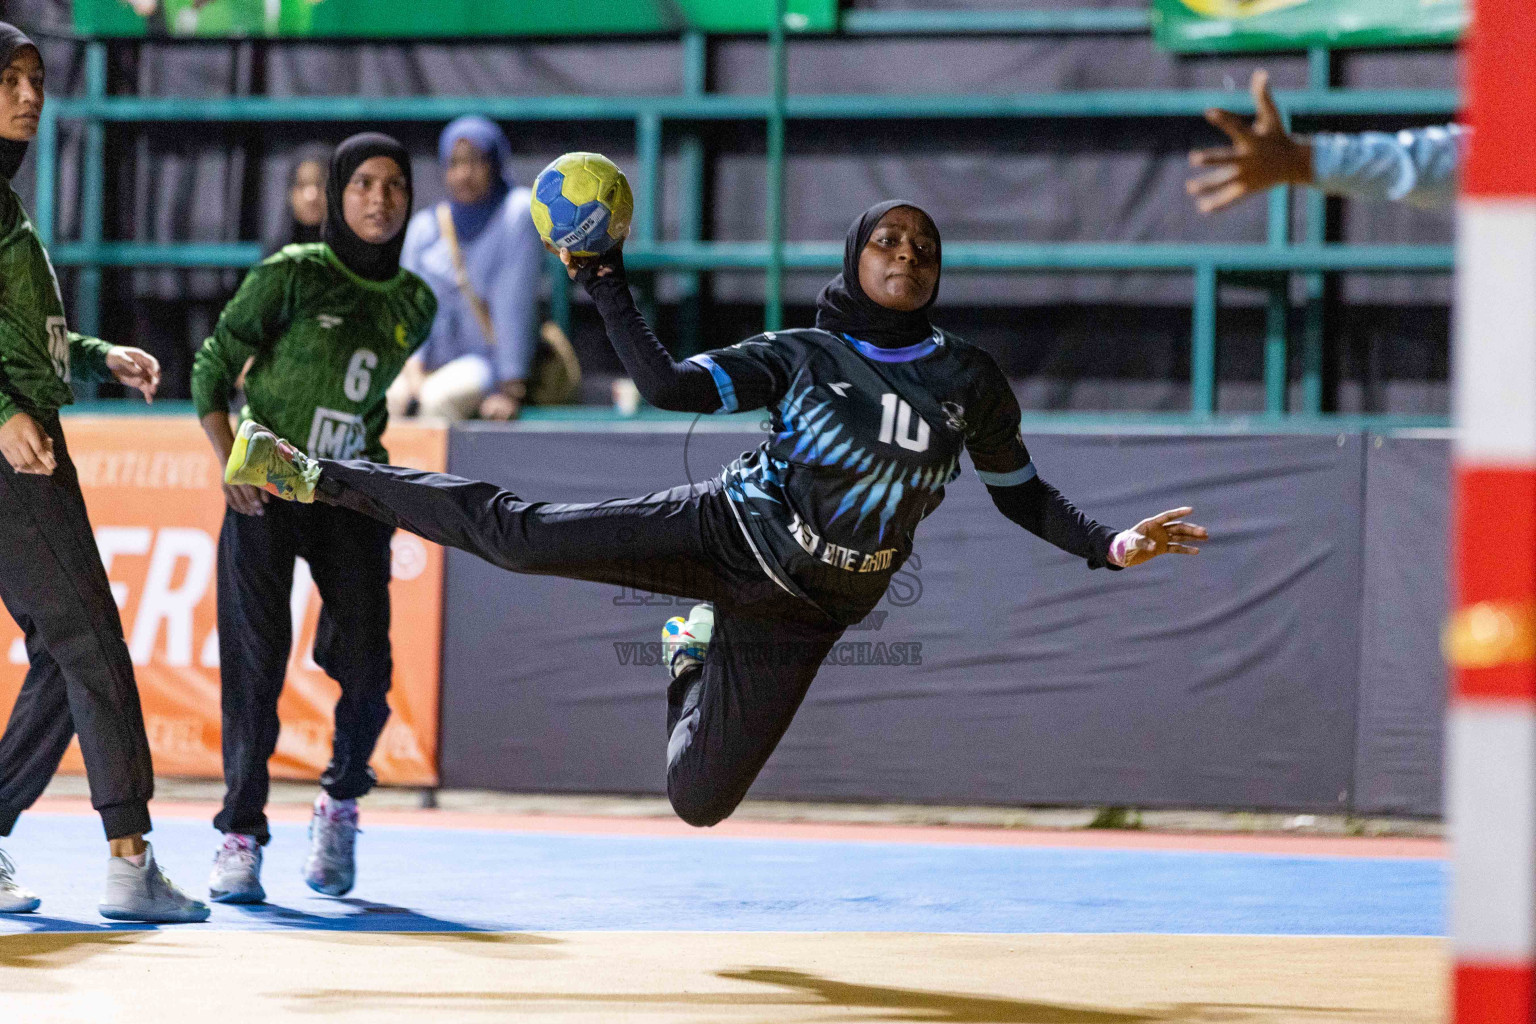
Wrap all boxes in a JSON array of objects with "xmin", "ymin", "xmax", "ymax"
[
  {"xmin": 579, "ymin": 253, "xmax": 724, "ymax": 413},
  {"xmin": 986, "ymin": 477, "xmax": 1120, "ymax": 570}
]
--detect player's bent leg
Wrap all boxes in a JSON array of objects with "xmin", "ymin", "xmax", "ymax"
[
  {"xmin": 664, "ymin": 603, "xmax": 844, "ymax": 828},
  {"xmin": 212, "ymin": 505, "xmax": 299, "ymax": 849},
  {"xmin": 0, "ymin": 424, "xmax": 156, "ymax": 843},
  {"xmin": 0, "ymin": 625, "xmax": 78, "ymax": 846},
  {"xmin": 0, "ymin": 422, "xmax": 206, "ymax": 920},
  {"xmin": 299, "ymin": 506, "xmax": 395, "ymax": 898},
  {"xmin": 308, "ymin": 508, "xmax": 394, "ymax": 791},
  {"xmin": 416, "ymin": 354, "xmax": 492, "ymax": 421}
]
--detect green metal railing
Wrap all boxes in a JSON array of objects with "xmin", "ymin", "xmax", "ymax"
[{"xmin": 35, "ymin": 13, "xmax": 1458, "ymax": 418}]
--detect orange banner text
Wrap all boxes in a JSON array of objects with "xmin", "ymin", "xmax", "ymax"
[{"xmin": 0, "ymin": 416, "xmax": 446, "ymax": 787}]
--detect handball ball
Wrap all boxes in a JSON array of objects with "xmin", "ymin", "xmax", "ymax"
[{"xmin": 530, "ymin": 152, "xmax": 634, "ymax": 258}]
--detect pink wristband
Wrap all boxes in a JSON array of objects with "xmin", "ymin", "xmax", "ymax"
[{"xmin": 1109, "ymin": 531, "xmax": 1135, "ymax": 567}]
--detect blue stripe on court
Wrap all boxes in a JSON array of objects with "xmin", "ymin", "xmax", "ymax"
[{"xmin": 0, "ymin": 815, "xmax": 1443, "ymax": 936}]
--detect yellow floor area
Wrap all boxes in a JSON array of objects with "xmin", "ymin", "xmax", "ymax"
[{"xmin": 2, "ymin": 931, "xmax": 1444, "ymax": 1023}]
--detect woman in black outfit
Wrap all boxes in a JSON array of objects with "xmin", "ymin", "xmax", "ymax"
[{"xmin": 229, "ymin": 200, "xmax": 1208, "ymax": 827}]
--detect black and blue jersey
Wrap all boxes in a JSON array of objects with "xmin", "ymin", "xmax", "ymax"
[{"xmin": 687, "ymin": 326, "xmax": 1036, "ymax": 623}]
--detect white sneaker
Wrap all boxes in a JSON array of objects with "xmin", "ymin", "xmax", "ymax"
[
  {"xmin": 100, "ymin": 843, "xmax": 210, "ymax": 923},
  {"xmin": 209, "ymin": 833, "xmax": 265, "ymax": 904},
  {"xmin": 661, "ymin": 602, "xmax": 714, "ymax": 679},
  {"xmin": 303, "ymin": 793, "xmax": 358, "ymax": 897},
  {"xmin": 0, "ymin": 846, "xmax": 40, "ymax": 914}
]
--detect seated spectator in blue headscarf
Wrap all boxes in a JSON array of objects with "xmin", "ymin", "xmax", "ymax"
[{"xmin": 393, "ymin": 116, "xmax": 577, "ymax": 420}]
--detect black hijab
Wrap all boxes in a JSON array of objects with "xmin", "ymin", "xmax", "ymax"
[
  {"xmin": 0, "ymin": 24, "xmax": 39, "ymax": 182},
  {"xmin": 814, "ymin": 199, "xmax": 941, "ymax": 349},
  {"xmin": 283, "ymin": 143, "xmax": 331, "ymax": 247},
  {"xmin": 323, "ymin": 132, "xmax": 412, "ymax": 282}
]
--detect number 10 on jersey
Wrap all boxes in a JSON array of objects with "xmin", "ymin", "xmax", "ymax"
[{"xmin": 877, "ymin": 393, "xmax": 930, "ymax": 453}]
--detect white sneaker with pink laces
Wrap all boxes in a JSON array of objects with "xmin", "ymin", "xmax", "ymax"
[
  {"xmin": 303, "ymin": 793, "xmax": 358, "ymax": 897},
  {"xmin": 209, "ymin": 833, "xmax": 264, "ymax": 904}
]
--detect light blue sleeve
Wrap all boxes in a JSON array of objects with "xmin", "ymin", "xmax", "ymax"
[
  {"xmin": 485, "ymin": 188, "xmax": 543, "ymax": 384},
  {"xmin": 1310, "ymin": 124, "xmax": 1467, "ymax": 210},
  {"xmin": 399, "ymin": 208, "xmax": 445, "ymax": 370},
  {"xmin": 399, "ymin": 207, "xmax": 433, "ymax": 278}
]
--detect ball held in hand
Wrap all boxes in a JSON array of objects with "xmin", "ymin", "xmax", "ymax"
[{"xmin": 530, "ymin": 152, "xmax": 634, "ymax": 258}]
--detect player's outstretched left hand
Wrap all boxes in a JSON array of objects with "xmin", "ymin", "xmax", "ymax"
[
  {"xmin": 1110, "ymin": 507, "xmax": 1207, "ymax": 568},
  {"xmin": 1186, "ymin": 70, "xmax": 1312, "ymax": 214},
  {"xmin": 106, "ymin": 346, "xmax": 161, "ymax": 404}
]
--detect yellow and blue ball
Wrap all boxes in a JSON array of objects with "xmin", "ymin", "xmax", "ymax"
[{"xmin": 529, "ymin": 152, "xmax": 634, "ymax": 258}]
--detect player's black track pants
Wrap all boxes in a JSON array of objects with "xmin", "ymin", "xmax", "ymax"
[
  {"xmin": 316, "ymin": 458, "xmax": 847, "ymax": 828},
  {"xmin": 0, "ymin": 413, "xmax": 154, "ymax": 841},
  {"xmin": 213, "ymin": 500, "xmax": 394, "ymax": 845}
]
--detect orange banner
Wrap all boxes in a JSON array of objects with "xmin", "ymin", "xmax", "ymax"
[{"xmin": 0, "ymin": 416, "xmax": 445, "ymax": 786}]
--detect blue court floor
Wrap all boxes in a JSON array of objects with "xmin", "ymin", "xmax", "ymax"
[{"xmin": 0, "ymin": 812, "xmax": 1443, "ymax": 936}]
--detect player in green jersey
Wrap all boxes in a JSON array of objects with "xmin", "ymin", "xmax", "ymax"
[
  {"xmin": 0, "ymin": 23, "xmax": 209, "ymax": 922},
  {"xmin": 192, "ymin": 133, "xmax": 434, "ymax": 903}
]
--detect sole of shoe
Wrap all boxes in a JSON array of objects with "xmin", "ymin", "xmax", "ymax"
[
  {"xmin": 303, "ymin": 877, "xmax": 354, "ymax": 897},
  {"xmin": 0, "ymin": 896, "xmax": 41, "ymax": 914},
  {"xmin": 224, "ymin": 421, "xmax": 260, "ymax": 485},
  {"xmin": 231, "ymin": 436, "xmax": 280, "ymax": 491},
  {"xmin": 209, "ymin": 886, "xmax": 266, "ymax": 905},
  {"xmin": 100, "ymin": 904, "xmax": 212, "ymax": 924}
]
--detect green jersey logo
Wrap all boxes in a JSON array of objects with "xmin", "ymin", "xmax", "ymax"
[{"xmin": 307, "ymin": 407, "xmax": 366, "ymax": 459}]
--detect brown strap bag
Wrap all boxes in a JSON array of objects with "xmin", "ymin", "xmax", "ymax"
[{"xmin": 435, "ymin": 202, "xmax": 579, "ymax": 407}]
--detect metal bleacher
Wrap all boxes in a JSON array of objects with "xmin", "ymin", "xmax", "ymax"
[{"xmin": 36, "ymin": 3, "xmax": 1457, "ymax": 419}]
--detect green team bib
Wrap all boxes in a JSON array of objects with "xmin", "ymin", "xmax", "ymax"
[{"xmin": 193, "ymin": 243, "xmax": 436, "ymax": 463}]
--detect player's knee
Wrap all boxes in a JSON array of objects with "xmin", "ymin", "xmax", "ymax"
[
  {"xmin": 315, "ymin": 642, "xmax": 392, "ymax": 690},
  {"xmin": 384, "ymin": 380, "xmax": 413, "ymax": 419},
  {"xmin": 666, "ymin": 778, "xmax": 740, "ymax": 829}
]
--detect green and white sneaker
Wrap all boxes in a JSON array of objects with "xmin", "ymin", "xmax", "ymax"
[
  {"xmin": 225, "ymin": 420, "xmax": 320, "ymax": 503},
  {"xmin": 661, "ymin": 602, "xmax": 714, "ymax": 679}
]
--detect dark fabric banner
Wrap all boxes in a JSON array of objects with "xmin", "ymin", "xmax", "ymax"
[
  {"xmin": 1353, "ymin": 432, "xmax": 1449, "ymax": 817},
  {"xmin": 3, "ymin": 0, "xmax": 1456, "ymax": 412},
  {"xmin": 440, "ymin": 425, "xmax": 1375, "ymax": 812}
]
